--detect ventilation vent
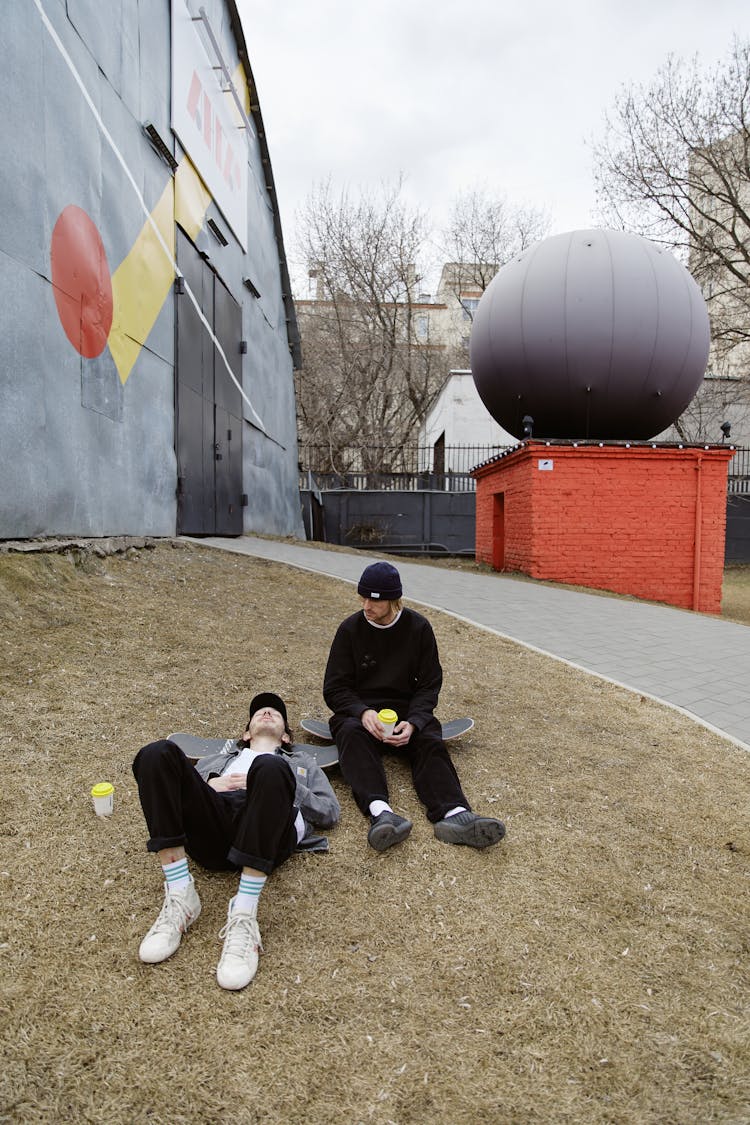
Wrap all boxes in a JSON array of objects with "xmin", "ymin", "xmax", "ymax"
[
  {"xmin": 207, "ymin": 218, "xmax": 229, "ymax": 246},
  {"xmin": 142, "ymin": 123, "xmax": 178, "ymax": 172}
]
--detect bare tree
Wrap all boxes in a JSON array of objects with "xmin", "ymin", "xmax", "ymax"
[
  {"xmin": 441, "ymin": 188, "xmax": 550, "ymax": 317},
  {"xmin": 592, "ymin": 37, "xmax": 750, "ymax": 440},
  {"xmin": 295, "ymin": 180, "xmax": 446, "ymax": 472},
  {"xmin": 665, "ymin": 376, "xmax": 750, "ymax": 444}
]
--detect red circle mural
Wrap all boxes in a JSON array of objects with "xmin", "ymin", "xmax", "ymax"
[{"xmin": 51, "ymin": 205, "xmax": 113, "ymax": 358}]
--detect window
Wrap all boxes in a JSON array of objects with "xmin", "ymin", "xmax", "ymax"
[{"xmin": 460, "ymin": 297, "xmax": 480, "ymax": 320}]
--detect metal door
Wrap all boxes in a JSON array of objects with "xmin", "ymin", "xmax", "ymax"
[
  {"xmin": 212, "ymin": 273, "xmax": 243, "ymax": 534},
  {"xmin": 175, "ymin": 229, "xmax": 243, "ymax": 535}
]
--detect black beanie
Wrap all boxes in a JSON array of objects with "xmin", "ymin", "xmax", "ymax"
[
  {"xmin": 357, "ymin": 561, "xmax": 403, "ymax": 600},
  {"xmin": 248, "ymin": 692, "xmax": 288, "ymax": 723}
]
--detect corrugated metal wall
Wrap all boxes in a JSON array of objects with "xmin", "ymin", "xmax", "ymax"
[
  {"xmin": 300, "ymin": 489, "xmax": 477, "ymax": 555},
  {"xmin": 0, "ymin": 0, "xmax": 303, "ymax": 539}
]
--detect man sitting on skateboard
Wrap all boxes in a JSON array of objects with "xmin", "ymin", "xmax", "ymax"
[
  {"xmin": 132, "ymin": 693, "xmax": 340, "ymax": 990},
  {"xmin": 323, "ymin": 561, "xmax": 506, "ymax": 853}
]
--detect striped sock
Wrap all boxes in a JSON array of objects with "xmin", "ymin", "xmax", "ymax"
[
  {"xmin": 162, "ymin": 856, "xmax": 190, "ymax": 891},
  {"xmin": 234, "ymin": 873, "xmax": 266, "ymax": 916}
]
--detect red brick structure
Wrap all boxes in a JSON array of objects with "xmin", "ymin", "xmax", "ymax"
[{"xmin": 472, "ymin": 441, "xmax": 736, "ymax": 613}]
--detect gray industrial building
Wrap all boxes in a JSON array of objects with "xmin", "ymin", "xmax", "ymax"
[{"xmin": 1, "ymin": 0, "xmax": 304, "ymax": 540}]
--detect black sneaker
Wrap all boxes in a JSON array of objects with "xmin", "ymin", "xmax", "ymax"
[
  {"xmin": 367, "ymin": 811, "xmax": 413, "ymax": 852},
  {"xmin": 434, "ymin": 810, "xmax": 506, "ymax": 849}
]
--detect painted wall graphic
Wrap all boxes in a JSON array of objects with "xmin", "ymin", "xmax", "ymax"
[
  {"xmin": 0, "ymin": 0, "xmax": 303, "ymax": 540},
  {"xmin": 172, "ymin": 0, "xmax": 249, "ymax": 249},
  {"xmin": 51, "ymin": 206, "xmax": 113, "ymax": 358},
  {"xmin": 49, "ymin": 154, "xmax": 266, "ymax": 439},
  {"xmin": 51, "ymin": 159, "xmax": 211, "ymax": 387}
]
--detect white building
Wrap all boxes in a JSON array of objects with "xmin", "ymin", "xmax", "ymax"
[{"xmin": 418, "ymin": 370, "xmax": 515, "ymax": 471}]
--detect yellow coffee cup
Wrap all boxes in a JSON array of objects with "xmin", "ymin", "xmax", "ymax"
[
  {"xmin": 91, "ymin": 782, "xmax": 114, "ymax": 817},
  {"xmin": 378, "ymin": 708, "xmax": 398, "ymax": 736}
]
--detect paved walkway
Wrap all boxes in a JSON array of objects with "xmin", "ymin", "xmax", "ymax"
[{"xmin": 186, "ymin": 536, "xmax": 750, "ymax": 753}]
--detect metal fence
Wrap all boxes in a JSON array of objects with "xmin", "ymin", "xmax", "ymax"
[
  {"xmin": 298, "ymin": 469, "xmax": 481, "ymax": 493},
  {"xmin": 299, "ymin": 443, "xmax": 503, "ymax": 475},
  {"xmin": 299, "ymin": 443, "xmax": 750, "ymax": 495},
  {"xmin": 299, "ymin": 445, "xmax": 750, "ymax": 560},
  {"xmin": 298, "ymin": 444, "xmax": 508, "ymax": 493},
  {"xmin": 728, "ymin": 445, "xmax": 750, "ymax": 493}
]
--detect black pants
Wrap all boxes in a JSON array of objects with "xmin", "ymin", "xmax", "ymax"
[
  {"xmin": 132, "ymin": 740, "xmax": 298, "ymax": 875},
  {"xmin": 330, "ymin": 715, "xmax": 470, "ymax": 823}
]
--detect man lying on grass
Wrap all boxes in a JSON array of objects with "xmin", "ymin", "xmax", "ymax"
[{"xmin": 132, "ymin": 692, "xmax": 340, "ymax": 991}]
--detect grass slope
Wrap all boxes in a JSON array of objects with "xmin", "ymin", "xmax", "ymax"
[{"xmin": 0, "ymin": 544, "xmax": 748, "ymax": 1124}]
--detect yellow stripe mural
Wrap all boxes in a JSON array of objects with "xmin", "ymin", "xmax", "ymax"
[
  {"xmin": 108, "ymin": 60, "xmax": 249, "ymax": 386},
  {"xmin": 108, "ymin": 158, "xmax": 212, "ymax": 386}
]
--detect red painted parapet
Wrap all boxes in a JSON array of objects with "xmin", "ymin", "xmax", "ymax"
[{"xmin": 472, "ymin": 442, "xmax": 736, "ymax": 614}]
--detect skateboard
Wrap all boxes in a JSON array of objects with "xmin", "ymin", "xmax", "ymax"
[
  {"xmin": 299, "ymin": 717, "xmax": 474, "ymax": 742},
  {"xmin": 167, "ymin": 732, "xmax": 340, "ymax": 771}
]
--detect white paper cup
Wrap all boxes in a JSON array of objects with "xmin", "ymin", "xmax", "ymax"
[
  {"xmin": 91, "ymin": 782, "xmax": 114, "ymax": 817},
  {"xmin": 378, "ymin": 709, "xmax": 398, "ymax": 737}
]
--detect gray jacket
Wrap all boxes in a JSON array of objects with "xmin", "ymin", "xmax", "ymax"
[{"xmin": 193, "ymin": 741, "xmax": 340, "ymax": 841}]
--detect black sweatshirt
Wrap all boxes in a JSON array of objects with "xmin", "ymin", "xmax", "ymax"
[{"xmin": 323, "ymin": 607, "xmax": 443, "ymax": 732}]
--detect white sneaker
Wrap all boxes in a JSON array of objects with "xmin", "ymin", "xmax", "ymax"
[
  {"xmin": 216, "ymin": 898, "xmax": 263, "ymax": 990},
  {"xmin": 138, "ymin": 879, "xmax": 201, "ymax": 964}
]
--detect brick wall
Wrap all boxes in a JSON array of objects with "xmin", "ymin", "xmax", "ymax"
[{"xmin": 473, "ymin": 443, "xmax": 735, "ymax": 613}]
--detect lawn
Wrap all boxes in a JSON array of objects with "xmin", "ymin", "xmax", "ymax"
[
  {"xmin": 722, "ymin": 564, "xmax": 750, "ymax": 625},
  {"xmin": 0, "ymin": 542, "xmax": 747, "ymax": 1124}
]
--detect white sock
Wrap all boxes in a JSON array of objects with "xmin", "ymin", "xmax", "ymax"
[
  {"xmin": 162, "ymin": 856, "xmax": 191, "ymax": 891},
  {"xmin": 444, "ymin": 806, "xmax": 467, "ymax": 819},
  {"xmin": 369, "ymin": 800, "xmax": 393, "ymax": 818},
  {"xmin": 234, "ymin": 873, "xmax": 266, "ymax": 916}
]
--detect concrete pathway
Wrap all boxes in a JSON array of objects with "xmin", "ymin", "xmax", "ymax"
[{"xmin": 185, "ymin": 536, "xmax": 750, "ymax": 753}]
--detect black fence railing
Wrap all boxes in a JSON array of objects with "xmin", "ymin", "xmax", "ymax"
[
  {"xmin": 728, "ymin": 445, "xmax": 750, "ymax": 493},
  {"xmin": 299, "ymin": 444, "xmax": 750, "ymax": 494},
  {"xmin": 298, "ymin": 444, "xmax": 509, "ymax": 493},
  {"xmin": 299, "ymin": 469, "xmax": 481, "ymax": 493},
  {"xmin": 299, "ymin": 444, "xmax": 507, "ymax": 475}
]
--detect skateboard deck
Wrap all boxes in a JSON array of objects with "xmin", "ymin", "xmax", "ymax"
[
  {"xmin": 167, "ymin": 732, "xmax": 340, "ymax": 771},
  {"xmin": 300, "ymin": 717, "xmax": 474, "ymax": 742}
]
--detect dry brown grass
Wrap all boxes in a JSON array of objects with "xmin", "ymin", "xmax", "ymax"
[
  {"xmin": 722, "ymin": 565, "xmax": 750, "ymax": 626},
  {"xmin": 0, "ymin": 542, "xmax": 748, "ymax": 1124}
]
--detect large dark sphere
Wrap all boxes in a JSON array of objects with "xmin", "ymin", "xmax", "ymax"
[{"xmin": 469, "ymin": 229, "xmax": 710, "ymax": 440}]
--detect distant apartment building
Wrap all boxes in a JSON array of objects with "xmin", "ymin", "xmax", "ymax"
[
  {"xmin": 299, "ymin": 260, "xmax": 492, "ymax": 355},
  {"xmin": 296, "ymin": 260, "xmax": 499, "ymax": 460}
]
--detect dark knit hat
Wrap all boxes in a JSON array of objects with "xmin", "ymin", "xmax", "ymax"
[
  {"xmin": 248, "ymin": 692, "xmax": 288, "ymax": 723},
  {"xmin": 357, "ymin": 561, "xmax": 402, "ymax": 600}
]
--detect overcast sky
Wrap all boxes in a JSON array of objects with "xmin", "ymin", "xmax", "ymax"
[{"xmin": 237, "ymin": 0, "xmax": 748, "ymax": 294}]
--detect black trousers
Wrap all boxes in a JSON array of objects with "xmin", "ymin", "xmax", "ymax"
[
  {"xmin": 132, "ymin": 740, "xmax": 298, "ymax": 875},
  {"xmin": 330, "ymin": 715, "xmax": 470, "ymax": 823}
]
